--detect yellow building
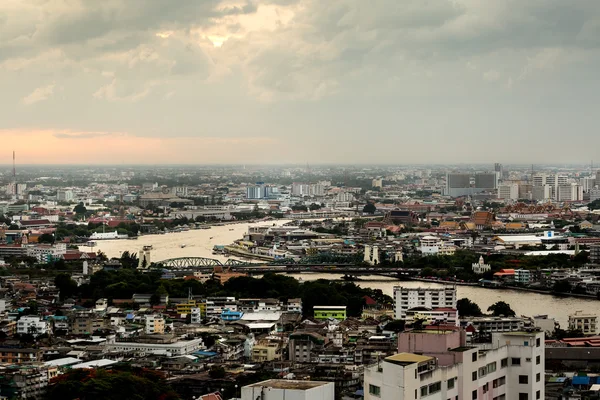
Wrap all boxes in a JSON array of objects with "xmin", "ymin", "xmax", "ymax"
[
  {"xmin": 252, "ymin": 341, "xmax": 282, "ymax": 362},
  {"xmin": 176, "ymin": 300, "xmax": 197, "ymax": 315}
]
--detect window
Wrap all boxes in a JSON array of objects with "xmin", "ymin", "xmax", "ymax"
[
  {"xmin": 519, "ymin": 375, "xmax": 529, "ymax": 384},
  {"xmin": 472, "ymin": 371, "xmax": 478, "ymax": 381},
  {"xmin": 483, "ymin": 383, "xmax": 489, "ymax": 394},
  {"xmin": 420, "ymin": 386, "xmax": 428, "ymax": 397},
  {"xmin": 501, "ymin": 358, "xmax": 508, "ymax": 368},
  {"xmin": 536, "ymin": 338, "xmax": 541, "ymax": 347},
  {"xmin": 524, "ymin": 341, "xmax": 529, "ymax": 346},
  {"xmin": 519, "ymin": 394, "xmax": 528, "ymax": 400},
  {"xmin": 472, "ymin": 390, "xmax": 478, "ymax": 399},
  {"xmin": 472, "ymin": 352, "xmax": 478, "ymax": 362},
  {"xmin": 536, "ymin": 373, "xmax": 541, "ymax": 382},
  {"xmin": 368, "ymin": 385, "xmax": 381, "ymax": 397},
  {"xmin": 536, "ymin": 390, "xmax": 540, "ymax": 400},
  {"xmin": 493, "ymin": 379, "xmax": 498, "ymax": 388},
  {"xmin": 536, "ymin": 355, "xmax": 540, "ymax": 365},
  {"xmin": 429, "ymin": 382, "xmax": 441, "ymax": 394},
  {"xmin": 498, "ymin": 376, "xmax": 506, "ymax": 386},
  {"xmin": 512, "ymin": 357, "xmax": 521, "ymax": 366},
  {"xmin": 448, "ymin": 378, "xmax": 455, "ymax": 389}
]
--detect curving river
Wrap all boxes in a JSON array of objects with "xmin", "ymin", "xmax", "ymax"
[{"xmin": 79, "ymin": 221, "xmax": 598, "ymax": 328}]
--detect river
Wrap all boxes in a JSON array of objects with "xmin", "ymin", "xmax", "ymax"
[
  {"xmin": 78, "ymin": 219, "xmax": 292, "ymax": 263},
  {"xmin": 79, "ymin": 222, "xmax": 598, "ymax": 327},
  {"xmin": 282, "ymin": 273, "xmax": 599, "ymax": 327}
]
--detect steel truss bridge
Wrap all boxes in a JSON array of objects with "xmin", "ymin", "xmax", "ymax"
[
  {"xmin": 156, "ymin": 253, "xmax": 360, "ymax": 269},
  {"xmin": 154, "ymin": 255, "xmax": 418, "ymax": 276}
]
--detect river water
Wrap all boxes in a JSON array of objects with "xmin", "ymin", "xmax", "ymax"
[
  {"xmin": 78, "ymin": 219, "xmax": 292, "ymax": 263},
  {"xmin": 284, "ymin": 274, "xmax": 598, "ymax": 327},
  {"xmin": 79, "ymin": 221, "xmax": 598, "ymax": 328}
]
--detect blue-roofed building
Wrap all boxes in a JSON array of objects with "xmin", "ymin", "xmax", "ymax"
[
  {"xmin": 573, "ymin": 375, "xmax": 590, "ymax": 387},
  {"xmin": 221, "ymin": 309, "xmax": 244, "ymax": 321}
]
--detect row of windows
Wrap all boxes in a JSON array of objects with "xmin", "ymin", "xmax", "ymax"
[{"xmin": 420, "ymin": 381, "xmax": 442, "ymax": 397}]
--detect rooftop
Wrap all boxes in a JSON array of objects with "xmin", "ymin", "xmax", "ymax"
[
  {"xmin": 385, "ymin": 352, "xmax": 433, "ymax": 366},
  {"xmin": 247, "ymin": 379, "xmax": 330, "ymax": 390}
]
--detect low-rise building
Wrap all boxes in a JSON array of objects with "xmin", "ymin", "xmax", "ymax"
[
  {"xmin": 242, "ymin": 380, "xmax": 334, "ymax": 400},
  {"xmin": 144, "ymin": 315, "xmax": 165, "ymax": 335},
  {"xmin": 569, "ymin": 310, "xmax": 598, "ymax": 335},
  {"xmin": 313, "ymin": 306, "xmax": 347, "ymax": 321},
  {"xmin": 106, "ymin": 338, "xmax": 204, "ymax": 356},
  {"xmin": 16, "ymin": 316, "xmax": 49, "ymax": 337}
]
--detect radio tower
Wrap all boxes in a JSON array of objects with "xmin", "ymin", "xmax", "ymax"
[{"xmin": 12, "ymin": 151, "xmax": 16, "ymax": 199}]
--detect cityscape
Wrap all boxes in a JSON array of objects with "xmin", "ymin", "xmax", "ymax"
[
  {"xmin": 1, "ymin": 162, "xmax": 600, "ymax": 399},
  {"xmin": 3, "ymin": 1, "xmax": 600, "ymax": 399}
]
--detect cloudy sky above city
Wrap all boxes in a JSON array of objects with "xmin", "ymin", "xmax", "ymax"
[{"xmin": 2, "ymin": 0, "xmax": 600, "ymax": 164}]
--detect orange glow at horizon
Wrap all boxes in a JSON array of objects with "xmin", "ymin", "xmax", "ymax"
[{"xmin": 2, "ymin": 129, "xmax": 277, "ymax": 164}]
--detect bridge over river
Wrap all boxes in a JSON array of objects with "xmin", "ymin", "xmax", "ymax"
[{"xmin": 153, "ymin": 256, "xmax": 419, "ymax": 276}]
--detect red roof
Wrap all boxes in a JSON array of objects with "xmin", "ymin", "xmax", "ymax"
[{"xmin": 363, "ymin": 295, "xmax": 377, "ymax": 306}]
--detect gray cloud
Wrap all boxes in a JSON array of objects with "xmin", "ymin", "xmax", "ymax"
[{"xmin": 2, "ymin": 0, "xmax": 600, "ymax": 163}]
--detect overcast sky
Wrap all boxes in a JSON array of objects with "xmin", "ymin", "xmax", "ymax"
[{"xmin": 2, "ymin": 0, "xmax": 600, "ymax": 165}]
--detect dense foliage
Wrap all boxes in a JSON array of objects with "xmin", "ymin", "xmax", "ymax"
[
  {"xmin": 46, "ymin": 367, "xmax": 180, "ymax": 400},
  {"xmin": 70, "ymin": 270, "xmax": 391, "ymax": 317}
]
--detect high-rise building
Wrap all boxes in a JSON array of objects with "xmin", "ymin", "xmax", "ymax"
[
  {"xmin": 497, "ymin": 184, "xmax": 519, "ymax": 200},
  {"xmin": 57, "ymin": 190, "xmax": 74, "ymax": 202},
  {"xmin": 364, "ymin": 329, "xmax": 545, "ymax": 400},
  {"xmin": 581, "ymin": 177, "xmax": 597, "ymax": 192},
  {"xmin": 556, "ymin": 184, "xmax": 583, "ymax": 202},
  {"xmin": 474, "ymin": 173, "xmax": 497, "ymax": 189},
  {"xmin": 246, "ymin": 185, "xmax": 263, "ymax": 199},
  {"xmin": 532, "ymin": 185, "xmax": 552, "ymax": 201},
  {"xmin": 590, "ymin": 188, "xmax": 600, "ymax": 202},
  {"xmin": 393, "ymin": 286, "xmax": 457, "ymax": 320}
]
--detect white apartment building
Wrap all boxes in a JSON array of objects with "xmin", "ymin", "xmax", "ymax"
[
  {"xmin": 556, "ymin": 184, "xmax": 583, "ymax": 202},
  {"xmin": 242, "ymin": 380, "xmax": 334, "ymax": 400},
  {"xmin": 106, "ymin": 338, "xmax": 204, "ymax": 356},
  {"xmin": 419, "ymin": 236, "xmax": 456, "ymax": 256},
  {"xmin": 531, "ymin": 185, "xmax": 553, "ymax": 201},
  {"xmin": 57, "ymin": 190, "xmax": 74, "ymax": 202},
  {"xmin": 568, "ymin": 310, "xmax": 597, "ymax": 335},
  {"xmin": 515, "ymin": 269, "xmax": 533, "ymax": 284},
  {"xmin": 205, "ymin": 297, "xmax": 238, "ymax": 319},
  {"xmin": 590, "ymin": 188, "xmax": 600, "ymax": 202},
  {"xmin": 144, "ymin": 315, "xmax": 165, "ymax": 334},
  {"xmin": 26, "ymin": 243, "xmax": 67, "ymax": 263},
  {"xmin": 462, "ymin": 317, "xmax": 527, "ymax": 333},
  {"xmin": 365, "ymin": 330, "xmax": 545, "ymax": 400},
  {"xmin": 394, "ymin": 286, "xmax": 457, "ymax": 319},
  {"xmin": 190, "ymin": 308, "xmax": 202, "ymax": 324},
  {"xmin": 17, "ymin": 316, "xmax": 49, "ymax": 337},
  {"xmin": 497, "ymin": 184, "xmax": 519, "ymax": 201},
  {"xmin": 532, "ymin": 174, "xmax": 567, "ymax": 187}
]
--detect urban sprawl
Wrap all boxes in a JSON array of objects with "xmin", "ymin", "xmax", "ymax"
[{"xmin": 2, "ymin": 163, "xmax": 600, "ymax": 399}]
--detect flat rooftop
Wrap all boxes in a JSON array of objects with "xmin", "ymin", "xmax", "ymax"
[
  {"xmin": 385, "ymin": 353, "xmax": 433, "ymax": 366},
  {"xmin": 247, "ymin": 379, "xmax": 330, "ymax": 390}
]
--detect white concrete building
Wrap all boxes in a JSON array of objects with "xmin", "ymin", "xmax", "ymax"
[
  {"xmin": 568, "ymin": 310, "xmax": 597, "ymax": 335},
  {"xmin": 57, "ymin": 190, "xmax": 74, "ymax": 202},
  {"xmin": 190, "ymin": 308, "xmax": 202, "ymax": 324},
  {"xmin": 556, "ymin": 184, "xmax": 583, "ymax": 202},
  {"xmin": 26, "ymin": 243, "xmax": 67, "ymax": 262},
  {"xmin": 364, "ymin": 331, "xmax": 545, "ymax": 400},
  {"xmin": 242, "ymin": 380, "xmax": 334, "ymax": 400},
  {"xmin": 394, "ymin": 286, "xmax": 457, "ymax": 320},
  {"xmin": 17, "ymin": 316, "xmax": 49, "ymax": 337},
  {"xmin": 515, "ymin": 269, "xmax": 532, "ymax": 284},
  {"xmin": 497, "ymin": 184, "xmax": 519, "ymax": 200},
  {"xmin": 472, "ymin": 256, "xmax": 491, "ymax": 274},
  {"xmin": 419, "ymin": 236, "xmax": 457, "ymax": 256},
  {"xmin": 106, "ymin": 338, "xmax": 204, "ymax": 356}
]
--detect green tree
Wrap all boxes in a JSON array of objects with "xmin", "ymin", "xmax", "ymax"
[
  {"xmin": 208, "ymin": 366, "xmax": 226, "ymax": 379},
  {"xmin": 383, "ymin": 320, "xmax": 406, "ymax": 332},
  {"xmin": 363, "ymin": 202, "xmax": 377, "ymax": 214},
  {"xmin": 37, "ymin": 233, "xmax": 55, "ymax": 244},
  {"xmin": 73, "ymin": 202, "xmax": 87, "ymax": 216},
  {"xmin": 457, "ymin": 298, "xmax": 483, "ymax": 317},
  {"xmin": 487, "ymin": 301, "xmax": 516, "ymax": 317},
  {"xmin": 55, "ymin": 273, "xmax": 78, "ymax": 300}
]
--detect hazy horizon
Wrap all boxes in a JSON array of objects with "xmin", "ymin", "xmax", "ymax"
[{"xmin": 3, "ymin": 1, "xmax": 600, "ymax": 164}]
